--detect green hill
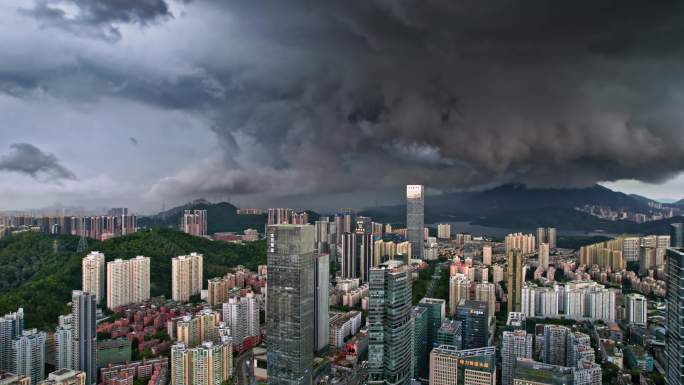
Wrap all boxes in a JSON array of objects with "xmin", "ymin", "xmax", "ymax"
[
  {"xmin": 0, "ymin": 229, "xmax": 265, "ymax": 330},
  {"xmin": 138, "ymin": 200, "xmax": 266, "ymax": 234}
]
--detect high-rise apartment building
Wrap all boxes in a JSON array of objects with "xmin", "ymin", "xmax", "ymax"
[
  {"xmin": 106, "ymin": 256, "xmax": 150, "ymax": 309},
  {"xmin": 536, "ymin": 228, "xmax": 557, "ymax": 250},
  {"xmin": 314, "ymin": 253, "xmax": 330, "ymax": 353},
  {"xmin": 0, "ymin": 308, "xmax": 23, "ymax": 372},
  {"xmin": 455, "ymin": 300, "xmax": 489, "ymax": 350},
  {"xmin": 437, "ymin": 224, "xmax": 451, "ymax": 240},
  {"xmin": 334, "ymin": 209, "xmax": 354, "ymax": 244},
  {"xmin": 171, "ymin": 253, "xmax": 203, "ymax": 302},
  {"xmin": 170, "ymin": 340, "xmax": 232, "ymax": 385},
  {"xmin": 625, "ymin": 293, "xmax": 647, "ymax": 325},
  {"xmin": 81, "ymin": 252, "xmax": 105, "ymax": 304},
  {"xmin": 268, "ymin": 208, "xmax": 294, "ymax": 226},
  {"xmin": 54, "ymin": 324, "xmax": 72, "ymax": 370},
  {"xmin": 429, "ymin": 346, "xmax": 496, "ymax": 385},
  {"xmin": 539, "ymin": 243, "xmax": 550, "ymax": 269},
  {"xmin": 666, "ymin": 247, "xmax": 684, "ymax": 385},
  {"xmin": 502, "ymin": 330, "xmax": 533, "ymax": 385},
  {"xmin": 475, "ymin": 283, "xmax": 496, "ymax": 318},
  {"xmin": 449, "ymin": 275, "xmax": 471, "ymax": 317},
  {"xmin": 222, "ymin": 295, "xmax": 260, "ymax": 351},
  {"xmin": 266, "ymin": 225, "xmax": 315, "ymax": 385},
  {"xmin": 507, "ymin": 251, "xmax": 523, "ymax": 313},
  {"xmin": 406, "ymin": 185, "xmax": 425, "ymax": 259},
  {"xmin": 71, "ymin": 291, "xmax": 97, "ymax": 385},
  {"xmin": 482, "ymin": 245, "xmax": 492, "ymax": 265},
  {"xmin": 542, "ymin": 325, "xmax": 570, "ymax": 366},
  {"xmin": 368, "ymin": 262, "xmax": 413, "ymax": 385},
  {"xmin": 175, "ymin": 309, "xmax": 221, "ymax": 349},
  {"xmin": 505, "ymin": 233, "xmax": 536, "ymax": 255},
  {"xmin": 12, "ymin": 329, "xmax": 46, "ymax": 384},
  {"xmin": 181, "ymin": 210, "xmax": 207, "ymax": 237}
]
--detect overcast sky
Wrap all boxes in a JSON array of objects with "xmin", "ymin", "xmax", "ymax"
[{"xmin": 2, "ymin": 0, "xmax": 684, "ymax": 213}]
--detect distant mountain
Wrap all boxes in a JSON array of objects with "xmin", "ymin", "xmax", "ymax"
[
  {"xmin": 138, "ymin": 200, "xmax": 266, "ymax": 234},
  {"xmin": 360, "ymin": 184, "xmax": 673, "ymax": 233}
]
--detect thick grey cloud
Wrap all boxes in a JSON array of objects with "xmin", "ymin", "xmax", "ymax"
[
  {"xmin": 0, "ymin": 143, "xmax": 76, "ymax": 181},
  {"xmin": 5, "ymin": 0, "xmax": 684, "ymax": 208},
  {"xmin": 21, "ymin": 0, "xmax": 172, "ymax": 42}
]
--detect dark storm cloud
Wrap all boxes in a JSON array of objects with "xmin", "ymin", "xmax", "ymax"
[
  {"xmin": 21, "ymin": 0, "xmax": 172, "ymax": 42},
  {"xmin": 9, "ymin": 0, "xmax": 684, "ymax": 200},
  {"xmin": 0, "ymin": 143, "xmax": 76, "ymax": 181}
]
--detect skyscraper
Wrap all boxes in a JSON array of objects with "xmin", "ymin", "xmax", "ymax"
[
  {"xmin": 0, "ymin": 308, "xmax": 23, "ymax": 372},
  {"xmin": 340, "ymin": 232, "xmax": 356, "ymax": 279},
  {"xmin": 507, "ymin": 250, "xmax": 523, "ymax": 313},
  {"xmin": 455, "ymin": 299, "xmax": 489, "ymax": 350},
  {"xmin": 666, "ymin": 247, "xmax": 684, "ymax": 385},
  {"xmin": 406, "ymin": 185, "xmax": 425, "ymax": 259},
  {"xmin": 412, "ymin": 306, "xmax": 429, "ymax": 380},
  {"xmin": 181, "ymin": 209, "xmax": 207, "ymax": 237},
  {"xmin": 266, "ymin": 225, "xmax": 315, "ymax": 385},
  {"xmin": 12, "ymin": 329, "xmax": 46, "ymax": 384},
  {"xmin": 418, "ymin": 298, "xmax": 446, "ymax": 349},
  {"xmin": 81, "ymin": 252, "xmax": 105, "ymax": 304},
  {"xmin": 671, "ymin": 223, "xmax": 684, "ymax": 248},
  {"xmin": 502, "ymin": 330, "xmax": 533, "ymax": 385},
  {"xmin": 355, "ymin": 216, "xmax": 374, "ymax": 282},
  {"xmin": 314, "ymin": 253, "xmax": 330, "ymax": 353},
  {"xmin": 171, "ymin": 253, "xmax": 203, "ymax": 302},
  {"xmin": 71, "ymin": 291, "xmax": 97, "ymax": 385},
  {"xmin": 368, "ymin": 262, "xmax": 413, "ymax": 385}
]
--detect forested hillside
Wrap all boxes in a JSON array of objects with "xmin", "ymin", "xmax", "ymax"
[{"xmin": 0, "ymin": 229, "xmax": 266, "ymax": 329}]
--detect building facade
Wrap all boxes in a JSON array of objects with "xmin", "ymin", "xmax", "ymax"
[
  {"xmin": 81, "ymin": 252, "xmax": 105, "ymax": 304},
  {"xmin": 406, "ymin": 185, "xmax": 425, "ymax": 259},
  {"xmin": 71, "ymin": 291, "xmax": 97, "ymax": 385},
  {"xmin": 368, "ymin": 262, "xmax": 413, "ymax": 385},
  {"xmin": 171, "ymin": 253, "xmax": 203, "ymax": 302},
  {"xmin": 266, "ymin": 225, "xmax": 315, "ymax": 385}
]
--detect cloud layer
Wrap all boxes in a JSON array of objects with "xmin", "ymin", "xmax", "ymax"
[
  {"xmin": 0, "ymin": 143, "xmax": 76, "ymax": 181},
  {"xmin": 3, "ymin": 0, "xmax": 684, "ymax": 209}
]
